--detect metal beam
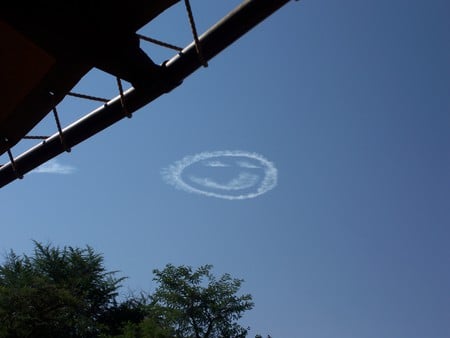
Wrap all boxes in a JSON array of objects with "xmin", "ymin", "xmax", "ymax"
[{"xmin": 0, "ymin": 0, "xmax": 291, "ymax": 188}]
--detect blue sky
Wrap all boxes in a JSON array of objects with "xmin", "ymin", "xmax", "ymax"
[{"xmin": 1, "ymin": 1, "xmax": 449, "ymax": 337}]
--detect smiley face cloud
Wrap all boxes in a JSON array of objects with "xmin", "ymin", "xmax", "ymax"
[{"xmin": 162, "ymin": 150, "xmax": 278, "ymax": 200}]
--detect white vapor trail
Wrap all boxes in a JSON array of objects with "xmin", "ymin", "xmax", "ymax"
[
  {"xmin": 33, "ymin": 160, "xmax": 76, "ymax": 175},
  {"xmin": 162, "ymin": 150, "xmax": 277, "ymax": 200}
]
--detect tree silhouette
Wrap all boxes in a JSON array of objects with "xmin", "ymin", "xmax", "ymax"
[
  {"xmin": 0, "ymin": 243, "xmax": 255, "ymax": 337},
  {"xmin": 148, "ymin": 264, "xmax": 254, "ymax": 338},
  {"xmin": 0, "ymin": 241, "xmax": 125, "ymax": 337}
]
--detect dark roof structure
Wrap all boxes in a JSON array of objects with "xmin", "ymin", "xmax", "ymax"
[
  {"xmin": 0, "ymin": 0, "xmax": 178, "ymax": 155},
  {"xmin": 0, "ymin": 0, "xmax": 291, "ymax": 188}
]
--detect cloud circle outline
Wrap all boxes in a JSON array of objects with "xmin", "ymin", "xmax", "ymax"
[{"xmin": 162, "ymin": 150, "xmax": 278, "ymax": 200}]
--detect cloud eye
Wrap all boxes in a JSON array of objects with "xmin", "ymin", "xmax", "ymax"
[
  {"xmin": 203, "ymin": 160, "xmax": 229, "ymax": 168},
  {"xmin": 237, "ymin": 160, "xmax": 260, "ymax": 169}
]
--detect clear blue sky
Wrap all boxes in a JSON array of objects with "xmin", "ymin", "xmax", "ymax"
[{"xmin": 1, "ymin": 1, "xmax": 449, "ymax": 337}]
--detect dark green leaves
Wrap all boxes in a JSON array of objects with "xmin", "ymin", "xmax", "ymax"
[
  {"xmin": 150, "ymin": 264, "xmax": 254, "ymax": 338},
  {"xmin": 0, "ymin": 241, "xmax": 124, "ymax": 338},
  {"xmin": 0, "ymin": 244, "xmax": 255, "ymax": 338}
]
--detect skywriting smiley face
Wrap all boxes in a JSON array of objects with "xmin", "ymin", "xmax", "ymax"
[{"xmin": 162, "ymin": 150, "xmax": 278, "ymax": 200}]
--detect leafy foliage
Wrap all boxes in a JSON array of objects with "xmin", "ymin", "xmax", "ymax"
[
  {"xmin": 0, "ymin": 241, "xmax": 124, "ymax": 337},
  {"xmin": 149, "ymin": 264, "xmax": 254, "ymax": 338},
  {"xmin": 0, "ymin": 243, "xmax": 255, "ymax": 338}
]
